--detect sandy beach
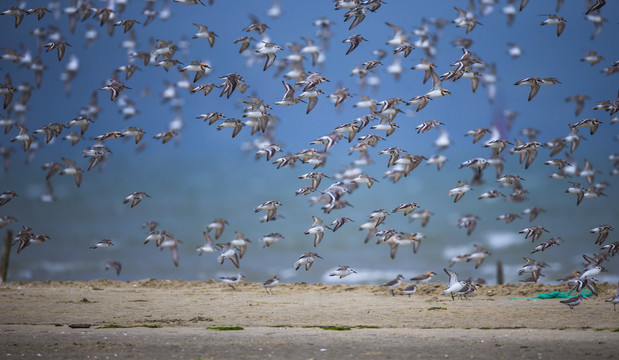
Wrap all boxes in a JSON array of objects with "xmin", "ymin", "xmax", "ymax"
[{"xmin": 0, "ymin": 280, "xmax": 618, "ymax": 359}]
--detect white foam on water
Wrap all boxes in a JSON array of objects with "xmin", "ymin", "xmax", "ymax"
[
  {"xmin": 442, "ymin": 244, "xmax": 474, "ymax": 259},
  {"xmin": 485, "ymin": 231, "xmax": 521, "ymax": 250}
]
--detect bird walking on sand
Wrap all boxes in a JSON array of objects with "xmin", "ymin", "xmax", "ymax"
[
  {"xmin": 263, "ymin": 275, "xmax": 279, "ymax": 294},
  {"xmin": 560, "ymin": 294, "xmax": 584, "ymax": 310},
  {"xmin": 605, "ymin": 282, "xmax": 619, "ymax": 311},
  {"xmin": 381, "ymin": 274, "xmax": 404, "ymax": 296}
]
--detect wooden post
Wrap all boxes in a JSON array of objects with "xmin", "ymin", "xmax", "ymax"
[
  {"xmin": 0, "ymin": 230, "xmax": 12, "ymax": 283},
  {"xmin": 496, "ymin": 260, "xmax": 504, "ymax": 285}
]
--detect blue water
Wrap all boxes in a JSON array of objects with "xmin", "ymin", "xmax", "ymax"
[{"xmin": 0, "ymin": 0, "xmax": 617, "ymax": 286}]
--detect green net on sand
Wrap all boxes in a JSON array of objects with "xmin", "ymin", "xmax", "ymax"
[{"xmin": 508, "ymin": 290, "xmax": 593, "ymax": 300}]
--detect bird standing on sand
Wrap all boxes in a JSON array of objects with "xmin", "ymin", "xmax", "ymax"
[{"xmin": 263, "ymin": 275, "xmax": 279, "ymax": 294}]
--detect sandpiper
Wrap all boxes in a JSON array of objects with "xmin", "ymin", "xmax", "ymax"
[
  {"xmin": 381, "ymin": 274, "xmax": 404, "ymax": 296},
  {"xmin": 605, "ymin": 282, "xmax": 619, "ymax": 311},
  {"xmin": 329, "ymin": 265, "xmax": 357, "ymax": 279},
  {"xmin": 197, "ymin": 232, "xmax": 216, "ymax": 255},
  {"xmin": 123, "ymin": 192, "xmax": 150, "ymax": 208},
  {"xmin": 294, "ymin": 252, "xmax": 322, "ymax": 271},
  {"xmin": 90, "ymin": 239, "xmax": 114, "ymax": 249},
  {"xmin": 448, "ymin": 181, "xmax": 472, "ymax": 203},
  {"xmin": 410, "ymin": 271, "xmax": 437, "ymax": 283},
  {"xmin": 262, "ymin": 276, "xmax": 279, "ymax": 294},
  {"xmin": 220, "ymin": 274, "xmax": 244, "ymax": 290},
  {"xmin": 442, "ymin": 268, "xmax": 467, "ymax": 300},
  {"xmin": 560, "ymin": 294, "xmax": 584, "ymax": 310},
  {"xmin": 216, "ymin": 243, "xmax": 240, "ymax": 268}
]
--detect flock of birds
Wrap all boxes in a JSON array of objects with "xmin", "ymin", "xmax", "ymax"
[{"xmin": 0, "ymin": 0, "xmax": 618, "ymax": 308}]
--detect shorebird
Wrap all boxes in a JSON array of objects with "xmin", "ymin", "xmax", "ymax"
[
  {"xmin": 392, "ymin": 203, "xmax": 420, "ymax": 216},
  {"xmin": 178, "ymin": 61, "xmax": 211, "ymax": 83},
  {"xmin": 216, "ymin": 243, "xmax": 240, "ymax": 268},
  {"xmin": 540, "ymin": 14, "xmax": 566, "ymax": 37},
  {"xmin": 123, "ymin": 192, "xmax": 150, "ymax": 208},
  {"xmin": 330, "ymin": 217, "xmax": 354, "ymax": 232},
  {"xmin": 44, "ymin": 41, "xmax": 71, "ymax": 61},
  {"xmin": 344, "ymin": 6, "xmax": 368, "ymax": 30},
  {"xmin": 600, "ymin": 242, "xmax": 619, "ymax": 257},
  {"xmin": 329, "ymin": 265, "xmax": 357, "ymax": 279},
  {"xmin": 416, "ymin": 120, "xmax": 443, "ymax": 134},
  {"xmin": 144, "ymin": 231, "xmax": 167, "ymax": 247},
  {"xmin": 10, "ymin": 125, "xmax": 36, "ymax": 151},
  {"xmin": 299, "ymin": 87, "xmax": 323, "ymax": 114},
  {"xmin": 565, "ymin": 94, "xmax": 589, "ymax": 116},
  {"xmin": 448, "ymin": 181, "xmax": 472, "ymax": 203},
  {"xmin": 274, "ymin": 81, "xmax": 303, "ymax": 106},
  {"xmin": 229, "ymin": 232, "xmax": 251, "ymax": 259},
  {"xmin": 206, "ymin": 219, "xmax": 229, "ymax": 240},
  {"xmin": 192, "ymin": 23, "xmax": 217, "ymax": 47},
  {"xmin": 590, "ymin": 225, "xmax": 613, "ymax": 245},
  {"xmin": 514, "ymin": 77, "xmax": 559, "ymax": 101},
  {"xmin": 256, "ymin": 41, "xmax": 282, "ymax": 71},
  {"xmin": 560, "ymin": 294, "xmax": 584, "ymax": 310},
  {"xmin": 216, "ymin": 118, "xmax": 244, "ymax": 138},
  {"xmin": 259, "ymin": 233, "xmax": 284, "ymax": 248},
  {"xmin": 255, "ymin": 144, "xmax": 281, "ymax": 161},
  {"xmin": 401, "ymin": 284, "xmax": 417, "ymax": 297},
  {"xmin": 531, "ymin": 237, "xmax": 562, "ymax": 253},
  {"xmin": 507, "ymin": 42, "xmax": 523, "ymax": 59},
  {"xmin": 100, "ymin": 79, "xmax": 130, "ymax": 101},
  {"xmin": 426, "ymin": 67, "xmax": 451, "ymax": 98},
  {"xmin": 442, "ymin": 268, "xmax": 467, "ymax": 300},
  {"xmin": 14, "ymin": 228, "xmax": 49, "ymax": 254},
  {"xmin": 465, "ymin": 128, "xmax": 491, "ymax": 144},
  {"xmin": 262, "ymin": 276, "xmax": 279, "ymax": 294},
  {"xmin": 0, "ymin": 215, "xmax": 17, "ymax": 228},
  {"xmin": 191, "ymin": 83, "xmax": 220, "ymax": 97},
  {"xmin": 410, "ymin": 271, "xmax": 437, "ymax": 283},
  {"xmin": 219, "ymin": 73, "xmax": 243, "ymax": 99},
  {"xmin": 114, "ymin": 19, "xmax": 141, "ymax": 34},
  {"xmin": 343, "ymin": 34, "xmax": 366, "ymax": 55},
  {"xmin": 1, "ymin": 7, "xmax": 28, "ymax": 27},
  {"xmin": 300, "ymin": 37, "xmax": 321, "ymax": 66},
  {"xmin": 197, "ymin": 232, "xmax": 216, "ymax": 255},
  {"xmin": 104, "ymin": 261, "xmax": 122, "ymax": 276},
  {"xmin": 452, "ymin": 7, "xmax": 482, "ymax": 34},
  {"xmin": 518, "ymin": 257, "xmax": 546, "ymax": 283},
  {"xmin": 90, "ymin": 239, "xmax": 114, "ymax": 249},
  {"xmin": 409, "ymin": 209, "xmax": 433, "ymax": 227},
  {"xmin": 294, "ymin": 252, "xmax": 322, "ymax": 271},
  {"xmin": 571, "ymin": 118, "xmax": 601, "ymax": 136},
  {"xmin": 386, "ymin": 232, "xmax": 423, "ymax": 258},
  {"xmin": 305, "ymin": 216, "xmax": 331, "ymax": 247},
  {"xmin": 510, "ymin": 140, "xmax": 542, "ymax": 170},
  {"xmin": 0, "ymin": 191, "xmax": 17, "ymax": 206},
  {"xmin": 467, "ymin": 245, "xmax": 490, "ymax": 269},
  {"xmin": 457, "ymin": 215, "xmax": 480, "ymax": 236},
  {"xmin": 299, "ymin": 172, "xmax": 329, "ymax": 190},
  {"xmin": 381, "ymin": 274, "xmax": 404, "ymax": 296},
  {"xmin": 59, "ymin": 157, "xmax": 82, "ymax": 187},
  {"xmin": 605, "ymin": 282, "xmax": 619, "ymax": 311},
  {"xmin": 496, "ymin": 213, "xmax": 521, "ymax": 224},
  {"xmin": 519, "ymin": 226, "xmax": 549, "ymax": 242},
  {"xmin": 220, "ymin": 274, "xmax": 244, "ymax": 290}
]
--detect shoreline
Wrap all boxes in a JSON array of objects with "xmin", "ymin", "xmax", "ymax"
[
  {"xmin": 1, "ymin": 280, "xmax": 617, "ymax": 329},
  {"xmin": 2, "ymin": 280, "xmax": 617, "ymax": 359}
]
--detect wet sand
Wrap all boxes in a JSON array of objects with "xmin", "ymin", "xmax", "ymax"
[{"xmin": 1, "ymin": 280, "xmax": 617, "ymax": 359}]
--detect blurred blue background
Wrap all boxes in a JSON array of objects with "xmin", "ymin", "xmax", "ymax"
[{"xmin": 0, "ymin": 0, "xmax": 617, "ymax": 285}]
